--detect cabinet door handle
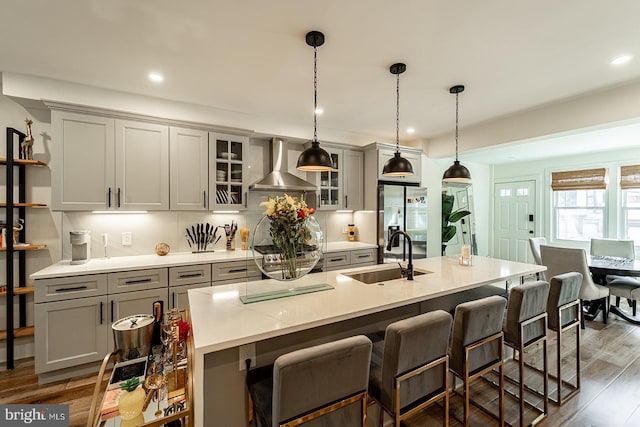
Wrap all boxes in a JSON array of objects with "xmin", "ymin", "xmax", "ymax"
[
  {"xmin": 317, "ymin": 195, "xmax": 320, "ymax": 207},
  {"xmin": 124, "ymin": 278, "xmax": 152, "ymax": 285},
  {"xmin": 244, "ymin": 192, "xmax": 248, "ymax": 209},
  {"xmin": 100, "ymin": 301, "xmax": 104, "ymax": 325},
  {"xmin": 117, "ymin": 188, "xmax": 121, "ymax": 208},
  {"xmin": 330, "ymin": 257, "xmax": 345, "ymax": 262},
  {"xmin": 172, "ymin": 292, "xmax": 176, "ymax": 309},
  {"xmin": 108, "ymin": 187, "xmax": 112, "ymax": 208},
  {"xmin": 110, "ymin": 300, "xmax": 114, "ymax": 323},
  {"xmin": 229, "ymin": 268, "xmax": 247, "ymax": 273},
  {"xmin": 55, "ymin": 285, "xmax": 88, "ymax": 292},
  {"xmin": 179, "ymin": 273, "xmax": 202, "ymax": 279},
  {"xmin": 203, "ymin": 190, "xmax": 207, "ymax": 209},
  {"xmin": 345, "ymin": 195, "xmax": 348, "ymax": 209},
  {"xmin": 357, "ymin": 254, "xmax": 370, "ymax": 259}
]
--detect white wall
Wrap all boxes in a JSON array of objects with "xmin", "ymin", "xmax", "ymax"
[{"xmin": 492, "ymin": 146, "xmax": 639, "ymax": 254}]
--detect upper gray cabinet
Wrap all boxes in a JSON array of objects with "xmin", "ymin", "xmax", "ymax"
[
  {"xmin": 209, "ymin": 132, "xmax": 250, "ymax": 210},
  {"xmin": 374, "ymin": 145, "xmax": 422, "ymax": 183},
  {"xmin": 51, "ymin": 110, "xmax": 169, "ymax": 211},
  {"xmin": 306, "ymin": 144, "xmax": 363, "ymax": 211},
  {"xmin": 170, "ymin": 126, "xmax": 209, "ymax": 210}
]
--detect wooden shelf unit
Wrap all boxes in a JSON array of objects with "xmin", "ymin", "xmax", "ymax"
[
  {"xmin": 2, "ymin": 127, "xmax": 48, "ymax": 369},
  {"xmin": 0, "ymin": 244, "xmax": 47, "ymax": 251},
  {"xmin": 0, "ymin": 326, "xmax": 35, "ymax": 341}
]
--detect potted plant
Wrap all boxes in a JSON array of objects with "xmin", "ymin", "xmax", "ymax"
[
  {"xmin": 442, "ymin": 193, "xmax": 471, "ymax": 256},
  {"xmin": 117, "ymin": 377, "xmax": 146, "ymax": 421}
]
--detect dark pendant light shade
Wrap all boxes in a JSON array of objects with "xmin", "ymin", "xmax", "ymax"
[
  {"xmin": 382, "ymin": 63, "xmax": 413, "ymax": 177},
  {"xmin": 443, "ymin": 85, "xmax": 471, "ymax": 183},
  {"xmin": 297, "ymin": 31, "xmax": 334, "ymax": 172}
]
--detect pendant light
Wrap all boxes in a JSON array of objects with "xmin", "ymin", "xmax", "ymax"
[
  {"xmin": 442, "ymin": 85, "xmax": 472, "ymax": 183},
  {"xmin": 297, "ymin": 30, "xmax": 334, "ymax": 172},
  {"xmin": 382, "ymin": 63, "xmax": 414, "ymax": 177}
]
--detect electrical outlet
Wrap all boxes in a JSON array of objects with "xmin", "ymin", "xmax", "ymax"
[
  {"xmin": 122, "ymin": 231, "xmax": 132, "ymax": 246},
  {"xmin": 239, "ymin": 343, "xmax": 256, "ymax": 371},
  {"xmin": 342, "ymin": 226, "xmax": 349, "ymax": 233}
]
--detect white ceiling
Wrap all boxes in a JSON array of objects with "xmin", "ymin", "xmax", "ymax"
[{"xmin": 2, "ymin": 1, "xmax": 640, "ymax": 160}]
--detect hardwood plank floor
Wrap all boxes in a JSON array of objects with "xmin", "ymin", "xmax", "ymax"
[{"xmin": 2, "ymin": 311, "xmax": 640, "ymax": 427}]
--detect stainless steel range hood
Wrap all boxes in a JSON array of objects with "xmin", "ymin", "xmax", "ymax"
[{"xmin": 249, "ymin": 138, "xmax": 317, "ymax": 192}]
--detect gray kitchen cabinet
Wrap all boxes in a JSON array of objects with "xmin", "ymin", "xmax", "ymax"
[
  {"xmin": 349, "ymin": 248, "xmax": 376, "ymax": 266},
  {"xmin": 170, "ymin": 127, "xmax": 209, "ymax": 210},
  {"xmin": 50, "ymin": 110, "xmax": 169, "ymax": 211},
  {"xmin": 343, "ymin": 150, "xmax": 363, "ymax": 210},
  {"xmin": 209, "ymin": 132, "xmax": 250, "ymax": 210},
  {"xmin": 35, "ymin": 295, "xmax": 109, "ymax": 374},
  {"xmin": 171, "ymin": 283, "xmax": 209, "ymax": 310},
  {"xmin": 212, "ymin": 259, "xmax": 261, "ymax": 282},
  {"xmin": 307, "ymin": 144, "xmax": 363, "ymax": 211},
  {"xmin": 324, "ymin": 251, "xmax": 350, "ymax": 271},
  {"xmin": 108, "ymin": 268, "xmax": 168, "ymax": 294},
  {"xmin": 169, "ymin": 264, "xmax": 212, "ymax": 310},
  {"xmin": 51, "ymin": 110, "xmax": 115, "ymax": 211}
]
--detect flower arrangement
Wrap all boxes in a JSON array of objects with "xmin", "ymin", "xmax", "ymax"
[{"xmin": 260, "ymin": 194, "xmax": 316, "ymax": 279}]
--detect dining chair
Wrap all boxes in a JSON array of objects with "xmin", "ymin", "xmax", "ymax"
[
  {"xmin": 528, "ymin": 237, "xmax": 547, "ymax": 280},
  {"xmin": 540, "ymin": 245, "xmax": 609, "ymax": 328},
  {"xmin": 246, "ymin": 335, "xmax": 373, "ymax": 427},
  {"xmin": 590, "ymin": 238, "xmax": 640, "ymax": 316}
]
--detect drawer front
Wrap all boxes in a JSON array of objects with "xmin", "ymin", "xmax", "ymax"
[
  {"xmin": 108, "ymin": 268, "xmax": 168, "ymax": 294},
  {"xmin": 35, "ymin": 274, "xmax": 108, "ymax": 303},
  {"xmin": 324, "ymin": 251, "xmax": 350, "ymax": 271},
  {"xmin": 212, "ymin": 260, "xmax": 261, "ymax": 282},
  {"xmin": 169, "ymin": 264, "xmax": 212, "ymax": 287},
  {"xmin": 350, "ymin": 249, "xmax": 376, "ymax": 265}
]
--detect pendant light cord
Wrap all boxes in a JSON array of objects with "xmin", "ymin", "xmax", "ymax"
[
  {"xmin": 313, "ymin": 44, "xmax": 318, "ymax": 142},
  {"xmin": 455, "ymin": 91, "xmax": 459, "ymax": 161},
  {"xmin": 395, "ymin": 72, "xmax": 400, "ymax": 153}
]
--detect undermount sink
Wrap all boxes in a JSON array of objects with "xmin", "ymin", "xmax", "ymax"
[{"xmin": 342, "ymin": 267, "xmax": 431, "ymax": 284}]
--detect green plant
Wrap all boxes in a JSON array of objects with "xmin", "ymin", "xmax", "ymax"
[
  {"xmin": 120, "ymin": 377, "xmax": 141, "ymax": 392},
  {"xmin": 442, "ymin": 193, "xmax": 471, "ymax": 255}
]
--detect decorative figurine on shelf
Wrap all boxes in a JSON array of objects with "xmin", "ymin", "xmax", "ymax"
[
  {"xmin": 13, "ymin": 219, "xmax": 24, "ymax": 245},
  {"xmin": 21, "ymin": 119, "xmax": 34, "ymax": 160}
]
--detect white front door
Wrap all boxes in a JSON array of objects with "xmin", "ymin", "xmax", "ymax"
[{"xmin": 494, "ymin": 180, "xmax": 537, "ymax": 262}]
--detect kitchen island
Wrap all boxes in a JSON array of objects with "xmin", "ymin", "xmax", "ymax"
[{"xmin": 188, "ymin": 255, "xmax": 545, "ymax": 426}]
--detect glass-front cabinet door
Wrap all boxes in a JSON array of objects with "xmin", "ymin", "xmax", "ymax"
[
  {"xmin": 209, "ymin": 132, "xmax": 249, "ymax": 209},
  {"xmin": 316, "ymin": 148, "xmax": 343, "ymax": 210}
]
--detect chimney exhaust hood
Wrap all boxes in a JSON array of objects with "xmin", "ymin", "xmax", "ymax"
[{"xmin": 249, "ymin": 138, "xmax": 318, "ymax": 192}]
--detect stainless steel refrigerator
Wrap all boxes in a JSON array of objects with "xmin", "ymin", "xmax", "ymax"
[{"xmin": 377, "ymin": 182, "xmax": 428, "ymax": 264}]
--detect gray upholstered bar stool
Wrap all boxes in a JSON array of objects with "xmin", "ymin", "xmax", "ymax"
[
  {"xmin": 502, "ymin": 281, "xmax": 550, "ymax": 427},
  {"xmin": 246, "ymin": 335, "xmax": 373, "ymax": 427},
  {"xmin": 449, "ymin": 295, "xmax": 507, "ymax": 427},
  {"xmin": 367, "ymin": 310, "xmax": 452, "ymax": 427},
  {"xmin": 538, "ymin": 272, "xmax": 582, "ymax": 406}
]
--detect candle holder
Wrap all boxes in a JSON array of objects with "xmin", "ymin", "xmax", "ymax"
[{"xmin": 459, "ymin": 244, "xmax": 472, "ymax": 266}]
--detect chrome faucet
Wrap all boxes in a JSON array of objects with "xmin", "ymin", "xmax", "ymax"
[{"xmin": 386, "ymin": 230, "xmax": 414, "ymax": 280}]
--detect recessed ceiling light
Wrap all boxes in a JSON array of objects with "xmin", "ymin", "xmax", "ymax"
[
  {"xmin": 611, "ymin": 55, "xmax": 632, "ymax": 66},
  {"xmin": 406, "ymin": 127, "xmax": 415, "ymax": 134},
  {"xmin": 148, "ymin": 72, "xmax": 164, "ymax": 82},
  {"xmin": 314, "ymin": 107, "xmax": 324, "ymax": 115}
]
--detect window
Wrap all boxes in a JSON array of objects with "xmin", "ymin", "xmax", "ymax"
[
  {"xmin": 621, "ymin": 165, "xmax": 640, "ymax": 245},
  {"xmin": 552, "ymin": 168, "xmax": 607, "ymax": 241}
]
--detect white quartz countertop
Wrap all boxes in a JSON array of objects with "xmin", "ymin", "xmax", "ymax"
[
  {"xmin": 30, "ymin": 241, "xmax": 377, "ymax": 279},
  {"xmin": 188, "ymin": 256, "xmax": 545, "ymax": 355}
]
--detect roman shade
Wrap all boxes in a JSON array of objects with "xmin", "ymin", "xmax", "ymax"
[
  {"xmin": 551, "ymin": 168, "xmax": 607, "ymax": 191},
  {"xmin": 620, "ymin": 164, "xmax": 640, "ymax": 190}
]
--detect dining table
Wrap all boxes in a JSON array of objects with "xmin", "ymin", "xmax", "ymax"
[{"xmin": 588, "ymin": 255, "xmax": 640, "ymax": 325}]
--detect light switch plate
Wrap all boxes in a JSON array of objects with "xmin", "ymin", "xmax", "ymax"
[{"xmin": 122, "ymin": 232, "xmax": 132, "ymax": 246}]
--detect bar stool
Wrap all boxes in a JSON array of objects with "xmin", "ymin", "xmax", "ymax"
[
  {"xmin": 546, "ymin": 272, "xmax": 582, "ymax": 405},
  {"xmin": 246, "ymin": 335, "xmax": 372, "ymax": 427},
  {"xmin": 449, "ymin": 295, "xmax": 507, "ymax": 427},
  {"xmin": 502, "ymin": 281, "xmax": 550, "ymax": 427},
  {"xmin": 367, "ymin": 310, "xmax": 452, "ymax": 427}
]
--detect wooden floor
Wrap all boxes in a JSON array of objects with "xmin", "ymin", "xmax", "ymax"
[{"xmin": 2, "ymin": 312, "xmax": 640, "ymax": 427}]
